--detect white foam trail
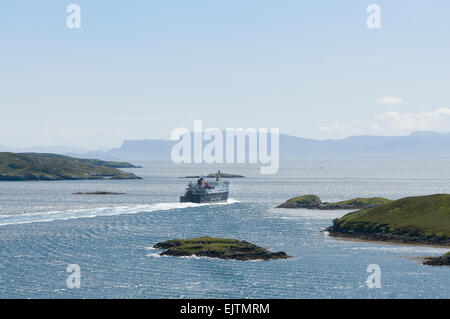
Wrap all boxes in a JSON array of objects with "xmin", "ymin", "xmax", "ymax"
[
  {"xmin": 0, "ymin": 199, "xmax": 239, "ymax": 227},
  {"xmin": 147, "ymin": 252, "xmax": 263, "ymax": 262},
  {"xmin": 146, "ymin": 251, "xmax": 223, "ymax": 261}
]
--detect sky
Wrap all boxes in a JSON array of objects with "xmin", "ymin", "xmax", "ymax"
[{"xmin": 1, "ymin": 0, "xmax": 450, "ymax": 149}]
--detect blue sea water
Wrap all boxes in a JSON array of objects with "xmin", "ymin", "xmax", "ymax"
[{"xmin": 0, "ymin": 161, "xmax": 448, "ymax": 298}]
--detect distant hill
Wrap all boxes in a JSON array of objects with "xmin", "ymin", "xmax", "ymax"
[
  {"xmin": 67, "ymin": 131, "xmax": 450, "ymax": 161},
  {"xmin": 0, "ymin": 153, "xmax": 141, "ymax": 181},
  {"xmin": 69, "ymin": 139, "xmax": 174, "ymax": 161}
]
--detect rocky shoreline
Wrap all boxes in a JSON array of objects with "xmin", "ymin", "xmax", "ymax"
[
  {"xmin": 153, "ymin": 237, "xmax": 290, "ymax": 261},
  {"xmin": 325, "ymin": 227, "xmax": 450, "ymax": 247},
  {"xmin": 422, "ymin": 252, "xmax": 450, "ymax": 266}
]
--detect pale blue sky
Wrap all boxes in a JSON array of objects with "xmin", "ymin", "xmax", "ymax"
[{"xmin": 1, "ymin": 1, "xmax": 450, "ymax": 148}]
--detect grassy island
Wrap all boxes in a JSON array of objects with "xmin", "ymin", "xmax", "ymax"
[
  {"xmin": 327, "ymin": 194, "xmax": 450, "ymax": 246},
  {"xmin": 277, "ymin": 195, "xmax": 322, "ymax": 208},
  {"xmin": 0, "ymin": 152, "xmax": 141, "ymax": 181},
  {"xmin": 276, "ymin": 195, "xmax": 391, "ymax": 209},
  {"xmin": 153, "ymin": 236, "xmax": 290, "ymax": 261}
]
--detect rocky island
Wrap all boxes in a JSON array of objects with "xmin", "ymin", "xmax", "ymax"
[
  {"xmin": 181, "ymin": 172, "xmax": 245, "ymax": 178},
  {"xmin": 326, "ymin": 194, "xmax": 450, "ymax": 246},
  {"xmin": 72, "ymin": 191, "xmax": 126, "ymax": 195},
  {"xmin": 153, "ymin": 236, "xmax": 290, "ymax": 261},
  {"xmin": 0, "ymin": 152, "xmax": 142, "ymax": 181},
  {"xmin": 422, "ymin": 252, "xmax": 450, "ymax": 266},
  {"xmin": 207, "ymin": 172, "xmax": 244, "ymax": 178},
  {"xmin": 276, "ymin": 195, "xmax": 391, "ymax": 209}
]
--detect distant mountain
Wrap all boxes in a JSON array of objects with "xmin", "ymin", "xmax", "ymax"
[
  {"xmin": 68, "ymin": 131, "xmax": 450, "ymax": 161},
  {"xmin": 69, "ymin": 139, "xmax": 174, "ymax": 161}
]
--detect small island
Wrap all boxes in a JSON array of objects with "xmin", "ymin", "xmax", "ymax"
[
  {"xmin": 207, "ymin": 172, "xmax": 244, "ymax": 178},
  {"xmin": 326, "ymin": 194, "xmax": 450, "ymax": 246},
  {"xmin": 180, "ymin": 172, "xmax": 245, "ymax": 179},
  {"xmin": 153, "ymin": 236, "xmax": 290, "ymax": 261},
  {"xmin": 72, "ymin": 191, "xmax": 125, "ymax": 195},
  {"xmin": 0, "ymin": 152, "xmax": 142, "ymax": 181},
  {"xmin": 422, "ymin": 252, "xmax": 450, "ymax": 266},
  {"xmin": 276, "ymin": 195, "xmax": 391, "ymax": 209}
]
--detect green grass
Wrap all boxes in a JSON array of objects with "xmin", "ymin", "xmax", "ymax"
[
  {"xmin": 156, "ymin": 236, "xmax": 264, "ymax": 253},
  {"xmin": 77, "ymin": 158, "xmax": 139, "ymax": 168},
  {"xmin": 174, "ymin": 243, "xmax": 252, "ymax": 252},
  {"xmin": 171, "ymin": 236, "xmax": 240, "ymax": 244},
  {"xmin": 335, "ymin": 197, "xmax": 392, "ymax": 206},
  {"xmin": 332, "ymin": 194, "xmax": 450, "ymax": 240},
  {"xmin": 0, "ymin": 152, "xmax": 140, "ymax": 180}
]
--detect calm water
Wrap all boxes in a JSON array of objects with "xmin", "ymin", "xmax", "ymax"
[{"xmin": 0, "ymin": 161, "xmax": 449, "ymax": 298}]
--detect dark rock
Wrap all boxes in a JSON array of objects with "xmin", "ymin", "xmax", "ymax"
[{"xmin": 422, "ymin": 253, "xmax": 450, "ymax": 266}]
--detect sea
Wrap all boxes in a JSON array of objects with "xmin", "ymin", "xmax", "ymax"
[{"xmin": 0, "ymin": 160, "xmax": 449, "ymax": 298}]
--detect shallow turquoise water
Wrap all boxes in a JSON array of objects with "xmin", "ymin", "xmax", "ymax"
[{"xmin": 0, "ymin": 161, "xmax": 448, "ymax": 298}]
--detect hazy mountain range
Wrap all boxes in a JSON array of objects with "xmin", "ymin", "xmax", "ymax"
[
  {"xmin": 71, "ymin": 131, "xmax": 450, "ymax": 161},
  {"xmin": 3, "ymin": 131, "xmax": 450, "ymax": 161}
]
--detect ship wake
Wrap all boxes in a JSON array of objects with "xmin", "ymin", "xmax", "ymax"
[{"xmin": 0, "ymin": 199, "xmax": 239, "ymax": 227}]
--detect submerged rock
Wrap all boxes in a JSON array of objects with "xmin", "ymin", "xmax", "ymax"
[{"xmin": 153, "ymin": 236, "xmax": 290, "ymax": 261}]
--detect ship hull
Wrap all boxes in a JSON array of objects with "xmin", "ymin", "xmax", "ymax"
[{"xmin": 180, "ymin": 191, "xmax": 229, "ymax": 203}]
